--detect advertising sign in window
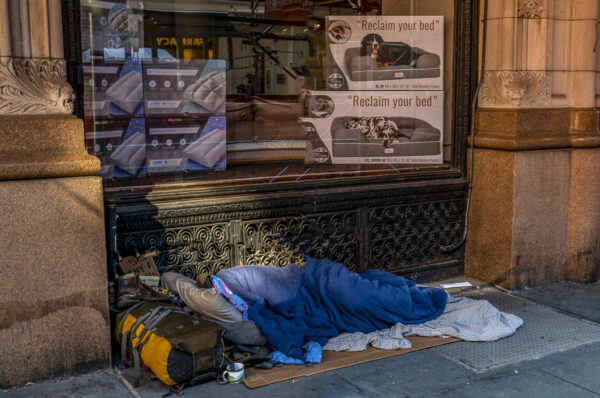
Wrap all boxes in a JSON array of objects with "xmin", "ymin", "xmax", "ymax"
[
  {"xmin": 326, "ymin": 16, "xmax": 444, "ymax": 91},
  {"xmin": 303, "ymin": 91, "xmax": 443, "ymax": 165}
]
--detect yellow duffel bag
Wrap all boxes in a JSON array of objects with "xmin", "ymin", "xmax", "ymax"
[{"xmin": 115, "ymin": 301, "xmax": 225, "ymax": 388}]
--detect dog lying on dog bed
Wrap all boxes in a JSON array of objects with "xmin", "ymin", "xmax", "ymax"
[
  {"xmin": 331, "ymin": 116, "xmax": 440, "ymax": 157},
  {"xmin": 344, "ymin": 116, "xmax": 411, "ymax": 147},
  {"xmin": 343, "ymin": 34, "xmax": 441, "ymax": 81},
  {"xmin": 360, "ymin": 33, "xmax": 417, "ymax": 67}
]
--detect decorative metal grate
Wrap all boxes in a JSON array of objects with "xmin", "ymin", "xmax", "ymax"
[{"xmin": 114, "ymin": 182, "xmax": 466, "ymax": 280}]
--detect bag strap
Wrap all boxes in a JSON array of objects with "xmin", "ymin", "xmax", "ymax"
[
  {"xmin": 117, "ymin": 301, "xmax": 145, "ymax": 337},
  {"xmin": 122, "ymin": 305, "xmax": 160, "ymax": 367},
  {"xmin": 132, "ymin": 307, "xmax": 186, "ymax": 387},
  {"xmin": 117, "ymin": 301, "xmax": 146, "ymax": 366},
  {"xmin": 132, "ymin": 308, "xmax": 174, "ymax": 386}
]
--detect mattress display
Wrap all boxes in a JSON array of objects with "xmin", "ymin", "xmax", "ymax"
[
  {"xmin": 182, "ymin": 128, "xmax": 226, "ymax": 168},
  {"xmin": 143, "ymin": 60, "xmax": 227, "ymax": 116},
  {"xmin": 105, "ymin": 70, "xmax": 143, "ymax": 113},
  {"xmin": 183, "ymin": 71, "xmax": 226, "ymax": 112},
  {"xmin": 331, "ymin": 116, "xmax": 440, "ymax": 158},
  {"xmin": 85, "ymin": 117, "xmax": 147, "ymax": 179},
  {"xmin": 109, "ymin": 130, "xmax": 146, "ymax": 174},
  {"xmin": 146, "ymin": 116, "xmax": 226, "ymax": 173},
  {"xmin": 83, "ymin": 59, "xmax": 145, "ymax": 117},
  {"xmin": 301, "ymin": 90, "xmax": 443, "ymax": 164},
  {"xmin": 80, "ymin": 2, "xmax": 144, "ymax": 63},
  {"xmin": 107, "ymin": 4, "xmax": 131, "ymax": 32}
]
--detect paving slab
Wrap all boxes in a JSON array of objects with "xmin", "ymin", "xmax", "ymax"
[
  {"xmin": 427, "ymin": 367, "xmax": 600, "ymax": 398},
  {"xmin": 523, "ymin": 341, "xmax": 600, "ymax": 393},
  {"xmin": 516, "ymin": 282, "xmax": 600, "ymax": 323},
  {"xmin": 121, "ymin": 365, "xmax": 369, "ymax": 398},
  {"xmin": 326, "ymin": 347, "xmax": 479, "ymax": 397},
  {"xmin": 0, "ymin": 371, "xmax": 132, "ymax": 398},
  {"xmin": 432, "ymin": 288, "xmax": 600, "ymax": 371}
]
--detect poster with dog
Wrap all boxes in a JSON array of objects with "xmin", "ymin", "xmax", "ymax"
[
  {"xmin": 326, "ymin": 16, "xmax": 444, "ymax": 91},
  {"xmin": 303, "ymin": 91, "xmax": 443, "ymax": 165}
]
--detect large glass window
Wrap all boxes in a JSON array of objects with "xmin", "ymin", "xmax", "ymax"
[{"xmin": 79, "ymin": 0, "xmax": 456, "ymax": 191}]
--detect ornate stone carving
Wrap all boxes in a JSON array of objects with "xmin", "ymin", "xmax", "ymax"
[
  {"xmin": 0, "ymin": 57, "xmax": 74, "ymax": 114},
  {"xmin": 480, "ymin": 71, "xmax": 551, "ymax": 108},
  {"xmin": 517, "ymin": 0, "xmax": 546, "ymax": 18}
]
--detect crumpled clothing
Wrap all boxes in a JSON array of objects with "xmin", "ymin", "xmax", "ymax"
[
  {"xmin": 399, "ymin": 295, "xmax": 523, "ymax": 341},
  {"xmin": 270, "ymin": 342, "xmax": 322, "ymax": 365},
  {"xmin": 324, "ymin": 295, "xmax": 523, "ymax": 352}
]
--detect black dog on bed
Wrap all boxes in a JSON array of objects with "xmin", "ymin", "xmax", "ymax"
[{"xmin": 360, "ymin": 33, "xmax": 417, "ymax": 67}]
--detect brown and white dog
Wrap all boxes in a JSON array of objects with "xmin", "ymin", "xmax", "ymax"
[
  {"xmin": 344, "ymin": 116, "xmax": 411, "ymax": 147},
  {"xmin": 328, "ymin": 24, "xmax": 348, "ymax": 41},
  {"xmin": 360, "ymin": 33, "xmax": 417, "ymax": 67}
]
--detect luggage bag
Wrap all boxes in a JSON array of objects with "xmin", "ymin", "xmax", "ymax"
[{"xmin": 115, "ymin": 301, "xmax": 225, "ymax": 388}]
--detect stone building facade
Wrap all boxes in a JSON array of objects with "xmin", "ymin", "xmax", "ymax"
[
  {"xmin": 0, "ymin": 0, "xmax": 598, "ymax": 388},
  {"xmin": 466, "ymin": 0, "xmax": 600, "ymax": 288},
  {"xmin": 0, "ymin": 0, "xmax": 110, "ymax": 387}
]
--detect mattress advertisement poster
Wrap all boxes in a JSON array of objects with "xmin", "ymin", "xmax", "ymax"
[
  {"xmin": 83, "ymin": 57, "xmax": 144, "ymax": 117},
  {"xmin": 303, "ymin": 91, "xmax": 443, "ymax": 165},
  {"xmin": 326, "ymin": 15, "xmax": 444, "ymax": 91},
  {"xmin": 143, "ymin": 59, "xmax": 227, "ymax": 116},
  {"xmin": 85, "ymin": 117, "xmax": 147, "ymax": 179},
  {"xmin": 84, "ymin": 58, "xmax": 227, "ymax": 178},
  {"xmin": 146, "ymin": 116, "xmax": 226, "ymax": 174}
]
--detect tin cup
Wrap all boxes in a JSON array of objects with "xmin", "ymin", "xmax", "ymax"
[{"xmin": 221, "ymin": 362, "xmax": 245, "ymax": 384}]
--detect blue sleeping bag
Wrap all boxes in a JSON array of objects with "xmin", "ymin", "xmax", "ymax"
[{"xmin": 216, "ymin": 257, "xmax": 447, "ymax": 359}]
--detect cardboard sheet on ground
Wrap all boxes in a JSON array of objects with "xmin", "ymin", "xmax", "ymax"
[{"xmin": 243, "ymin": 336, "xmax": 459, "ymax": 388}]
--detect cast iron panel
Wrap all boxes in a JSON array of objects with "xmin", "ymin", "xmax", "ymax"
[
  {"xmin": 242, "ymin": 212, "xmax": 359, "ymax": 272},
  {"xmin": 117, "ymin": 211, "xmax": 359, "ymax": 277},
  {"xmin": 120, "ymin": 223, "xmax": 233, "ymax": 277},
  {"xmin": 369, "ymin": 199, "xmax": 464, "ymax": 272},
  {"xmin": 111, "ymin": 181, "xmax": 467, "ymax": 280}
]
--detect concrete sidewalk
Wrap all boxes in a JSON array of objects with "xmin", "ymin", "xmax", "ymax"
[{"xmin": 3, "ymin": 281, "xmax": 599, "ymax": 398}]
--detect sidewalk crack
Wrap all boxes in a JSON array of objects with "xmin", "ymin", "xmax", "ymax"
[{"xmin": 539, "ymin": 369, "xmax": 600, "ymax": 397}]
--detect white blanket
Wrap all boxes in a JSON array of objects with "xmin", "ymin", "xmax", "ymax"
[{"xmin": 323, "ymin": 296, "xmax": 523, "ymax": 352}]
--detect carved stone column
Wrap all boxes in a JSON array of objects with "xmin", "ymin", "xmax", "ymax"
[
  {"xmin": 465, "ymin": 0, "xmax": 600, "ymax": 288},
  {"xmin": 0, "ymin": 0, "xmax": 110, "ymax": 387}
]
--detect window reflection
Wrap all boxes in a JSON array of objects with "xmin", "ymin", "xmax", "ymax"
[{"xmin": 79, "ymin": 0, "xmax": 449, "ymax": 189}]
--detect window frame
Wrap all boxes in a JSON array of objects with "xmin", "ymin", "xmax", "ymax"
[{"xmin": 61, "ymin": 0, "xmax": 479, "ymax": 200}]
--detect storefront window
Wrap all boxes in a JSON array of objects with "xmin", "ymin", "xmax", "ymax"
[{"xmin": 79, "ymin": 0, "xmax": 455, "ymax": 191}]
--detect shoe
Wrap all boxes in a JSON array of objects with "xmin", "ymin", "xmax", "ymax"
[
  {"xmin": 195, "ymin": 273, "xmax": 213, "ymax": 289},
  {"xmin": 116, "ymin": 272, "xmax": 171, "ymax": 310}
]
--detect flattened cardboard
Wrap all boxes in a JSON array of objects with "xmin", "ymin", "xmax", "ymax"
[
  {"xmin": 119, "ymin": 251, "xmax": 160, "ymax": 276},
  {"xmin": 243, "ymin": 336, "xmax": 459, "ymax": 388}
]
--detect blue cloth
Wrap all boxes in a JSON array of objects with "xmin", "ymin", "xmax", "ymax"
[
  {"xmin": 216, "ymin": 257, "xmax": 447, "ymax": 359},
  {"xmin": 270, "ymin": 342, "xmax": 322, "ymax": 365}
]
